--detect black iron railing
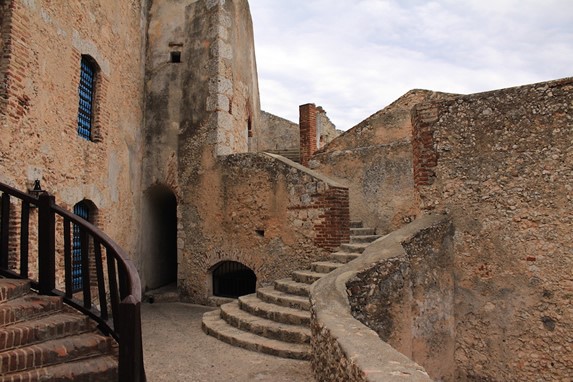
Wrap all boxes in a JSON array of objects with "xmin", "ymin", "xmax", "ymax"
[{"xmin": 0, "ymin": 181, "xmax": 145, "ymax": 381}]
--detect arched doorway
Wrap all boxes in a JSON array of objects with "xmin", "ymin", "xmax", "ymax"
[
  {"xmin": 211, "ymin": 261, "xmax": 256, "ymax": 298},
  {"xmin": 145, "ymin": 185, "xmax": 178, "ymax": 290}
]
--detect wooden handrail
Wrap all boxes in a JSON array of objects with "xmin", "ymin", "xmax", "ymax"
[{"xmin": 0, "ymin": 181, "xmax": 145, "ymax": 381}]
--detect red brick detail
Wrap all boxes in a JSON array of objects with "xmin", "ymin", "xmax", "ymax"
[
  {"xmin": 412, "ymin": 103, "xmax": 440, "ymax": 188},
  {"xmin": 0, "ymin": 0, "xmax": 33, "ymax": 125},
  {"xmin": 313, "ymin": 186, "xmax": 350, "ymax": 251},
  {"xmin": 299, "ymin": 103, "xmax": 318, "ymax": 167}
]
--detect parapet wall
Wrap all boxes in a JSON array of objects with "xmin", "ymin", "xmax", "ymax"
[
  {"xmin": 413, "ymin": 77, "xmax": 573, "ymax": 380},
  {"xmin": 310, "ymin": 214, "xmax": 453, "ymax": 382}
]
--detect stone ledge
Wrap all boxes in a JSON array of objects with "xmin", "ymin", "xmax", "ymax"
[{"xmin": 309, "ymin": 214, "xmax": 449, "ymax": 382}]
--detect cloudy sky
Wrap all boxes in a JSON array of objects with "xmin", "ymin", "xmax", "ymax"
[{"xmin": 248, "ymin": 0, "xmax": 573, "ymax": 130}]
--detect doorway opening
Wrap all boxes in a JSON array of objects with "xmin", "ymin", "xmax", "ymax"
[
  {"xmin": 212, "ymin": 261, "xmax": 256, "ymax": 298},
  {"xmin": 145, "ymin": 185, "xmax": 178, "ymax": 290}
]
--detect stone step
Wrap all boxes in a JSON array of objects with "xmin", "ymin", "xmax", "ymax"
[
  {"xmin": 202, "ymin": 310, "xmax": 310, "ymax": 360},
  {"xmin": 350, "ymin": 234, "xmax": 381, "ymax": 244},
  {"xmin": 291, "ymin": 270, "xmax": 328, "ymax": 285},
  {"xmin": 256, "ymin": 287, "xmax": 310, "ymax": 311},
  {"xmin": 0, "ymin": 295, "xmax": 63, "ymax": 327},
  {"xmin": 0, "ymin": 312, "xmax": 94, "ymax": 352},
  {"xmin": 0, "ymin": 279, "xmax": 31, "ymax": 303},
  {"xmin": 0, "ymin": 332, "xmax": 114, "ymax": 375},
  {"xmin": 339, "ymin": 242, "xmax": 369, "ymax": 254},
  {"xmin": 350, "ymin": 221, "xmax": 363, "ymax": 228},
  {"xmin": 220, "ymin": 301, "xmax": 310, "ymax": 344},
  {"xmin": 330, "ymin": 252, "xmax": 360, "ymax": 264},
  {"xmin": 0, "ymin": 355, "xmax": 118, "ymax": 382},
  {"xmin": 311, "ymin": 261, "xmax": 343, "ymax": 274},
  {"xmin": 350, "ymin": 227, "xmax": 376, "ymax": 236},
  {"xmin": 238, "ymin": 294, "xmax": 310, "ymax": 326},
  {"xmin": 274, "ymin": 278, "xmax": 310, "ymax": 297}
]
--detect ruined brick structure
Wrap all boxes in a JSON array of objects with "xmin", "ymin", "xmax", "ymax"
[{"xmin": 1, "ymin": 0, "xmax": 571, "ymax": 381}]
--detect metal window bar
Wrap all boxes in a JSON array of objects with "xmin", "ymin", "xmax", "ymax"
[
  {"xmin": 72, "ymin": 202, "xmax": 89, "ymax": 292},
  {"xmin": 77, "ymin": 59, "xmax": 95, "ymax": 140}
]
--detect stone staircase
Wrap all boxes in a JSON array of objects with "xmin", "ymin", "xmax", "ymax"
[
  {"xmin": 0, "ymin": 278, "xmax": 118, "ymax": 381},
  {"xmin": 202, "ymin": 221, "xmax": 379, "ymax": 360}
]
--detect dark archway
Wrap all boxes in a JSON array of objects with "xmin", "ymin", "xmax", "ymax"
[
  {"xmin": 212, "ymin": 261, "xmax": 256, "ymax": 298},
  {"xmin": 145, "ymin": 185, "xmax": 178, "ymax": 290}
]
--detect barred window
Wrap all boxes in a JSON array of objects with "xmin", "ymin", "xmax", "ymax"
[
  {"xmin": 72, "ymin": 201, "xmax": 90, "ymax": 292},
  {"xmin": 77, "ymin": 56, "xmax": 96, "ymax": 140}
]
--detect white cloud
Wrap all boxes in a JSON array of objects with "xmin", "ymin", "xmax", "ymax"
[{"xmin": 249, "ymin": 0, "xmax": 573, "ymax": 130}]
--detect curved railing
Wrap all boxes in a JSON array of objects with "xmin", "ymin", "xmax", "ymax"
[{"xmin": 0, "ymin": 181, "xmax": 145, "ymax": 381}]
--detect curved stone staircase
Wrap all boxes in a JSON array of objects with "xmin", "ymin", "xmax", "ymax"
[
  {"xmin": 0, "ymin": 278, "xmax": 118, "ymax": 381},
  {"xmin": 202, "ymin": 221, "xmax": 380, "ymax": 360}
]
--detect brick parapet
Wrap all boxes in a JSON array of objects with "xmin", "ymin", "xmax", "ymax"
[{"xmin": 299, "ymin": 103, "xmax": 318, "ymax": 166}]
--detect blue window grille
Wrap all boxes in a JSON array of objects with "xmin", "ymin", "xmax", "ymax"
[
  {"xmin": 77, "ymin": 57, "xmax": 95, "ymax": 140},
  {"xmin": 72, "ymin": 202, "xmax": 89, "ymax": 292}
]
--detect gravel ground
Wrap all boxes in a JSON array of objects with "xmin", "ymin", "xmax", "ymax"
[{"xmin": 141, "ymin": 302, "xmax": 315, "ymax": 382}]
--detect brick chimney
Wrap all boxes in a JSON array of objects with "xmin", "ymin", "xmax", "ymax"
[{"xmin": 299, "ymin": 103, "xmax": 317, "ymax": 166}]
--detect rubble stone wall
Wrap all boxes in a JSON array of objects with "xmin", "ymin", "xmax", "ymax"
[
  {"xmin": 182, "ymin": 153, "xmax": 349, "ymax": 303},
  {"xmin": 311, "ymin": 215, "xmax": 452, "ymax": 381},
  {"xmin": 413, "ymin": 77, "xmax": 573, "ymax": 381}
]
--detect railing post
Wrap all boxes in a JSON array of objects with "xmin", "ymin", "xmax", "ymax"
[
  {"xmin": 119, "ymin": 296, "xmax": 146, "ymax": 382},
  {"xmin": 38, "ymin": 193, "xmax": 56, "ymax": 295},
  {"xmin": 0, "ymin": 193, "xmax": 10, "ymax": 269}
]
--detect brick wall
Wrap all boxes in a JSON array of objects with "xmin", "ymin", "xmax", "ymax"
[
  {"xmin": 314, "ymin": 186, "xmax": 349, "ymax": 250},
  {"xmin": 0, "ymin": 0, "xmax": 33, "ymax": 126},
  {"xmin": 300, "ymin": 103, "xmax": 318, "ymax": 166},
  {"xmin": 411, "ymin": 103, "xmax": 440, "ymax": 188}
]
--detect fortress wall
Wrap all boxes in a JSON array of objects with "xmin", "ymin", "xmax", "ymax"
[
  {"xmin": 0, "ymin": 0, "xmax": 147, "ymax": 260},
  {"xmin": 181, "ymin": 153, "xmax": 349, "ymax": 303},
  {"xmin": 258, "ymin": 111, "xmax": 299, "ymax": 152},
  {"xmin": 308, "ymin": 91, "xmax": 449, "ymax": 234},
  {"xmin": 310, "ymin": 141, "xmax": 417, "ymax": 234},
  {"xmin": 145, "ymin": 0, "xmax": 261, "ymax": 294},
  {"xmin": 413, "ymin": 77, "xmax": 573, "ymax": 381}
]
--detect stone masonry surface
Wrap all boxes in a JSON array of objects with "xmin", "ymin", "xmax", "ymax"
[{"xmin": 413, "ymin": 77, "xmax": 573, "ymax": 381}]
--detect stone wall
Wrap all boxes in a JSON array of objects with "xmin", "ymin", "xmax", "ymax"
[
  {"xmin": 311, "ymin": 215, "xmax": 452, "ymax": 382},
  {"xmin": 309, "ymin": 91, "xmax": 453, "ymax": 234},
  {"xmin": 413, "ymin": 77, "xmax": 573, "ymax": 381},
  {"xmin": 179, "ymin": 152, "xmax": 349, "ymax": 303},
  {"xmin": 348, "ymin": 215, "xmax": 455, "ymax": 381},
  {"xmin": 144, "ymin": 0, "xmax": 261, "ymax": 293},
  {"xmin": 316, "ymin": 106, "xmax": 339, "ymax": 149},
  {"xmin": 0, "ymin": 0, "xmax": 147, "ymax": 262},
  {"xmin": 258, "ymin": 111, "xmax": 299, "ymax": 152}
]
